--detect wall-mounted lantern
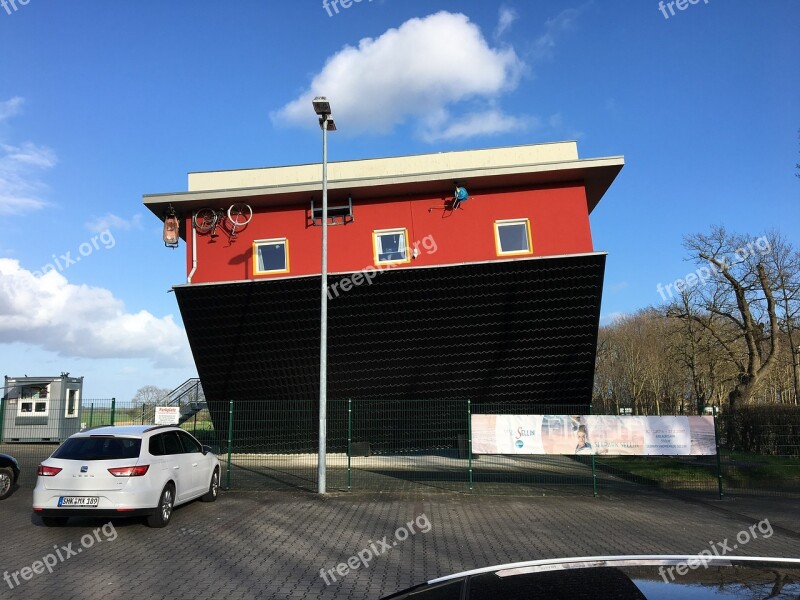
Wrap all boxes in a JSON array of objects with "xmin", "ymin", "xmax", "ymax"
[{"xmin": 163, "ymin": 205, "xmax": 180, "ymax": 248}]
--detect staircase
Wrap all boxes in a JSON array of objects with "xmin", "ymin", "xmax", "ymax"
[{"xmin": 163, "ymin": 378, "xmax": 207, "ymax": 425}]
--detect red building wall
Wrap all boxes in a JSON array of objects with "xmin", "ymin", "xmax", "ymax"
[{"xmin": 185, "ymin": 183, "xmax": 593, "ymax": 284}]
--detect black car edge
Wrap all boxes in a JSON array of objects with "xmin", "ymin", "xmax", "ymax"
[
  {"xmin": 0, "ymin": 453, "xmax": 21, "ymax": 500},
  {"xmin": 379, "ymin": 555, "xmax": 800, "ymax": 599}
]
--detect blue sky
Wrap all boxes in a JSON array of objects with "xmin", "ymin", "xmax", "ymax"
[{"xmin": 1, "ymin": 0, "xmax": 798, "ymax": 402}]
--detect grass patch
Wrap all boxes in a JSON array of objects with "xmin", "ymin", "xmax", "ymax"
[
  {"xmin": 596, "ymin": 456, "xmax": 718, "ymax": 486},
  {"xmin": 596, "ymin": 451, "xmax": 799, "ymax": 491}
]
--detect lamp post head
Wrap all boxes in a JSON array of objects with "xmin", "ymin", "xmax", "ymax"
[
  {"xmin": 320, "ymin": 116, "xmax": 337, "ymax": 131},
  {"xmin": 313, "ymin": 97, "xmax": 337, "ymax": 131},
  {"xmin": 312, "ymin": 96, "xmax": 332, "ymax": 116}
]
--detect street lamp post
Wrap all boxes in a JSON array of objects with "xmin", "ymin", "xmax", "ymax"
[{"xmin": 313, "ymin": 96, "xmax": 336, "ymax": 494}]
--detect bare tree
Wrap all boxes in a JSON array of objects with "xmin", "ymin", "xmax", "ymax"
[
  {"xmin": 595, "ymin": 309, "xmax": 678, "ymax": 416},
  {"xmin": 675, "ymin": 227, "xmax": 787, "ymax": 416},
  {"xmin": 132, "ymin": 385, "xmax": 172, "ymax": 407},
  {"xmin": 593, "ymin": 328, "xmax": 617, "ymax": 414},
  {"xmin": 763, "ymin": 232, "xmax": 800, "ymax": 404},
  {"xmin": 668, "ymin": 288, "xmax": 737, "ymax": 414}
]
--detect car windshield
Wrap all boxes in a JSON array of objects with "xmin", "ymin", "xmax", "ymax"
[{"xmin": 51, "ymin": 436, "xmax": 142, "ymax": 461}]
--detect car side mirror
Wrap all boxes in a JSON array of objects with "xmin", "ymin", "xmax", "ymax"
[{"xmin": 201, "ymin": 445, "xmax": 212, "ymax": 455}]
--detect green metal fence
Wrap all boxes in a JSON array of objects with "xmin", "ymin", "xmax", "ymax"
[
  {"xmin": 0, "ymin": 397, "xmax": 214, "ymax": 489},
  {"xmin": 2, "ymin": 396, "xmax": 797, "ymax": 497}
]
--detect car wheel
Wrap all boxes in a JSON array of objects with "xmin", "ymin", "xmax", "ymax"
[
  {"xmin": 41, "ymin": 516, "xmax": 69, "ymax": 527},
  {"xmin": 146, "ymin": 484, "xmax": 175, "ymax": 528},
  {"xmin": 201, "ymin": 469, "xmax": 219, "ymax": 502},
  {"xmin": 0, "ymin": 467, "xmax": 14, "ymax": 500}
]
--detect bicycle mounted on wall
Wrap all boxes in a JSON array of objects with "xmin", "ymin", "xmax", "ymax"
[{"xmin": 192, "ymin": 203, "xmax": 253, "ymax": 241}]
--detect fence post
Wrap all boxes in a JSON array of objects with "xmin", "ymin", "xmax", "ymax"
[
  {"xmin": 467, "ymin": 399, "xmax": 473, "ymax": 492},
  {"xmin": 0, "ymin": 397, "xmax": 5, "ymax": 443},
  {"xmin": 347, "ymin": 398, "xmax": 352, "ymax": 492},
  {"xmin": 713, "ymin": 407, "xmax": 723, "ymax": 499},
  {"xmin": 110, "ymin": 398, "xmax": 116, "ymax": 426},
  {"xmin": 141, "ymin": 403, "xmax": 145, "ymax": 425},
  {"xmin": 88, "ymin": 403, "xmax": 94, "ymax": 428},
  {"xmin": 226, "ymin": 399, "xmax": 234, "ymax": 490},
  {"xmin": 590, "ymin": 403, "xmax": 598, "ymax": 498}
]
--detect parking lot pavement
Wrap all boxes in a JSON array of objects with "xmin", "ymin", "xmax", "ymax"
[{"xmin": 1, "ymin": 486, "xmax": 798, "ymax": 599}]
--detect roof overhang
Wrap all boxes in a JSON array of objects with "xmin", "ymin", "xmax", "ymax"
[{"xmin": 143, "ymin": 143, "xmax": 624, "ymax": 227}]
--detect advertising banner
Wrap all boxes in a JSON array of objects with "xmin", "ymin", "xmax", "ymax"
[{"xmin": 471, "ymin": 415, "xmax": 716, "ymax": 456}]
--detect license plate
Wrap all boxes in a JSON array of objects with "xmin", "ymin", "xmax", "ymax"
[{"xmin": 58, "ymin": 496, "xmax": 99, "ymax": 507}]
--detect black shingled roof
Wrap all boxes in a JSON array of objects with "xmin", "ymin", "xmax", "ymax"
[{"xmin": 175, "ymin": 253, "xmax": 605, "ymax": 414}]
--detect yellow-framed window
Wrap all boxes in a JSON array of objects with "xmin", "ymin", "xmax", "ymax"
[
  {"xmin": 494, "ymin": 218, "xmax": 532, "ymax": 256},
  {"xmin": 372, "ymin": 228, "xmax": 411, "ymax": 265},
  {"xmin": 253, "ymin": 238, "xmax": 290, "ymax": 275}
]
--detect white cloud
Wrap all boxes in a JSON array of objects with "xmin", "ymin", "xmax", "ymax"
[
  {"xmin": 0, "ymin": 97, "xmax": 24, "ymax": 122},
  {"xmin": 0, "ymin": 99, "xmax": 57, "ymax": 215},
  {"xmin": 0, "ymin": 258, "xmax": 191, "ymax": 367},
  {"xmin": 272, "ymin": 11, "xmax": 524, "ymax": 141},
  {"xmin": 533, "ymin": 8, "xmax": 580, "ymax": 61},
  {"xmin": 494, "ymin": 5, "xmax": 519, "ymax": 39},
  {"xmin": 600, "ymin": 312, "xmax": 627, "ymax": 326},
  {"xmin": 421, "ymin": 109, "xmax": 532, "ymax": 143},
  {"xmin": 609, "ymin": 281, "xmax": 630, "ymax": 292},
  {"xmin": 86, "ymin": 212, "xmax": 144, "ymax": 233}
]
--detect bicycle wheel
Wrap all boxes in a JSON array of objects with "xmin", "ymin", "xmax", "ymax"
[
  {"xmin": 193, "ymin": 208, "xmax": 216, "ymax": 234},
  {"xmin": 227, "ymin": 203, "xmax": 253, "ymax": 227}
]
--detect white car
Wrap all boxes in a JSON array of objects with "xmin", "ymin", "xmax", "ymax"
[{"xmin": 33, "ymin": 425, "xmax": 220, "ymax": 528}]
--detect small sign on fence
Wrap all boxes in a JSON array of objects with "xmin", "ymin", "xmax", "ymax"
[{"xmin": 154, "ymin": 406, "xmax": 180, "ymax": 425}]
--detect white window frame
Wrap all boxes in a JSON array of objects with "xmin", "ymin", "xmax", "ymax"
[
  {"xmin": 253, "ymin": 238, "xmax": 290, "ymax": 276},
  {"xmin": 18, "ymin": 399, "xmax": 49, "ymax": 417},
  {"xmin": 373, "ymin": 228, "xmax": 411, "ymax": 265},
  {"xmin": 494, "ymin": 218, "xmax": 533, "ymax": 256},
  {"xmin": 66, "ymin": 388, "xmax": 80, "ymax": 418}
]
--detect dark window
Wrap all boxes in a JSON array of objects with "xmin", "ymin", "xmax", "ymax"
[
  {"xmin": 149, "ymin": 434, "xmax": 166, "ymax": 456},
  {"xmin": 177, "ymin": 431, "xmax": 202, "ymax": 453},
  {"xmin": 375, "ymin": 230, "xmax": 408, "ymax": 263},
  {"xmin": 66, "ymin": 390, "xmax": 78, "ymax": 417},
  {"xmin": 495, "ymin": 219, "xmax": 531, "ymax": 255},
  {"xmin": 162, "ymin": 432, "xmax": 184, "ymax": 455},
  {"xmin": 254, "ymin": 239, "xmax": 288, "ymax": 274},
  {"xmin": 53, "ymin": 437, "xmax": 142, "ymax": 461}
]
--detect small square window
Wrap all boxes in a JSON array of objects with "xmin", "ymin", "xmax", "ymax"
[
  {"xmin": 373, "ymin": 229, "xmax": 410, "ymax": 264},
  {"xmin": 494, "ymin": 219, "xmax": 532, "ymax": 256},
  {"xmin": 253, "ymin": 239, "xmax": 289, "ymax": 275}
]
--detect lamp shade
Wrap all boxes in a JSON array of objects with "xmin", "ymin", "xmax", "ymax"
[{"xmin": 163, "ymin": 214, "xmax": 179, "ymax": 248}]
